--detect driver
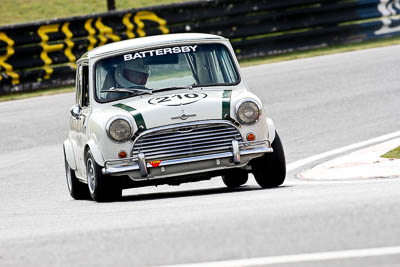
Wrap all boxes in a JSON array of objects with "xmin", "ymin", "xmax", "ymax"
[
  {"xmin": 101, "ymin": 59, "xmax": 150, "ymax": 100},
  {"xmin": 114, "ymin": 60, "xmax": 150, "ymax": 88}
]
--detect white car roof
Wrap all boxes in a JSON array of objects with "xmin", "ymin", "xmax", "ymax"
[{"xmin": 86, "ymin": 33, "xmax": 227, "ymax": 59}]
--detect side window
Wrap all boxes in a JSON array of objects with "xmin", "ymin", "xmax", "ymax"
[
  {"xmin": 81, "ymin": 65, "xmax": 89, "ymax": 107},
  {"xmin": 77, "ymin": 64, "xmax": 89, "ymax": 107}
]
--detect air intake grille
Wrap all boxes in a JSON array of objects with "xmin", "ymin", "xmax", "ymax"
[{"xmin": 132, "ymin": 122, "xmax": 242, "ymax": 160}]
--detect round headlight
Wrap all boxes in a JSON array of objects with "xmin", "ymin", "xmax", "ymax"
[
  {"xmin": 107, "ymin": 117, "xmax": 133, "ymax": 143},
  {"xmin": 236, "ymin": 100, "xmax": 261, "ymax": 125}
]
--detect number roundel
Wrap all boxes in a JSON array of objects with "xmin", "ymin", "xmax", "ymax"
[{"xmin": 148, "ymin": 93, "xmax": 207, "ymax": 106}]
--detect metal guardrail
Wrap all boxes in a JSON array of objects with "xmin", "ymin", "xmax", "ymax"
[{"xmin": 0, "ymin": 0, "xmax": 399, "ymax": 93}]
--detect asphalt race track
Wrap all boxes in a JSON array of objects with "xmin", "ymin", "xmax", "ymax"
[{"xmin": 1, "ymin": 45, "xmax": 400, "ymax": 267}]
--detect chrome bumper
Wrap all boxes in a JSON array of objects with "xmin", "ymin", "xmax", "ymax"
[{"xmin": 102, "ymin": 140, "xmax": 272, "ymax": 179}]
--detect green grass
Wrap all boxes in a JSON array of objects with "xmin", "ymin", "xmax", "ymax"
[
  {"xmin": 0, "ymin": 0, "xmax": 194, "ymax": 26},
  {"xmin": 382, "ymin": 146, "xmax": 400, "ymax": 159}
]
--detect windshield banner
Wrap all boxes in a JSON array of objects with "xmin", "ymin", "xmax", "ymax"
[{"xmin": 124, "ymin": 45, "xmax": 198, "ymax": 61}]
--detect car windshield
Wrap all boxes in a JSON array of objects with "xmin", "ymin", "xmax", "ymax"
[{"xmin": 95, "ymin": 43, "xmax": 239, "ymax": 102}]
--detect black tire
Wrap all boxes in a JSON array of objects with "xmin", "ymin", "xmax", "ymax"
[
  {"xmin": 64, "ymin": 148, "xmax": 90, "ymax": 200},
  {"xmin": 222, "ymin": 168, "xmax": 249, "ymax": 188},
  {"xmin": 86, "ymin": 150, "xmax": 122, "ymax": 202},
  {"xmin": 251, "ymin": 131, "xmax": 286, "ymax": 188}
]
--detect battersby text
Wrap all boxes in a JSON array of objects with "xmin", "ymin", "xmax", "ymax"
[{"xmin": 123, "ymin": 45, "xmax": 198, "ymax": 61}]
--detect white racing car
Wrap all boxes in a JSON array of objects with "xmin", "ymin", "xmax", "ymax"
[{"xmin": 63, "ymin": 33, "xmax": 286, "ymax": 202}]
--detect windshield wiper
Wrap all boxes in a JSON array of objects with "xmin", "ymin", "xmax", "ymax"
[
  {"xmin": 101, "ymin": 87, "xmax": 153, "ymax": 95},
  {"xmin": 152, "ymin": 84, "xmax": 200, "ymax": 93}
]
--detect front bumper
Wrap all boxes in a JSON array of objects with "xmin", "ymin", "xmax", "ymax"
[{"xmin": 102, "ymin": 140, "xmax": 272, "ymax": 181}]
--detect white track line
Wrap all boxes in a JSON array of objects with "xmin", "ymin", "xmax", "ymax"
[
  {"xmin": 287, "ymin": 131, "xmax": 400, "ymax": 171},
  {"xmin": 161, "ymin": 132, "xmax": 400, "ymax": 267},
  {"xmin": 161, "ymin": 246, "xmax": 400, "ymax": 267}
]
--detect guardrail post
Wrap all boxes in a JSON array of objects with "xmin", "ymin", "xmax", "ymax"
[{"xmin": 107, "ymin": 0, "xmax": 116, "ymax": 11}]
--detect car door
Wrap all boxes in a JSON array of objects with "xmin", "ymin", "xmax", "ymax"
[
  {"xmin": 75, "ymin": 63, "xmax": 91, "ymax": 178},
  {"xmin": 69, "ymin": 64, "xmax": 83, "ymax": 176}
]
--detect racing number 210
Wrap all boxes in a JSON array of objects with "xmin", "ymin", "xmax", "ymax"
[
  {"xmin": 154, "ymin": 93, "xmax": 199, "ymax": 103},
  {"xmin": 148, "ymin": 92, "xmax": 207, "ymax": 106}
]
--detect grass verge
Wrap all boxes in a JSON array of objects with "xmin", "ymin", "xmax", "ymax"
[
  {"xmin": 1, "ymin": 36, "xmax": 400, "ymax": 103},
  {"xmin": 382, "ymin": 146, "xmax": 400, "ymax": 159},
  {"xmin": 0, "ymin": 0, "xmax": 194, "ymax": 26}
]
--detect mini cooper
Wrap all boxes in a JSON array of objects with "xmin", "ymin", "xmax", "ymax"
[{"xmin": 63, "ymin": 33, "xmax": 286, "ymax": 202}]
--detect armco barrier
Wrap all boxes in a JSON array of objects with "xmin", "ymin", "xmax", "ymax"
[{"xmin": 0, "ymin": 0, "xmax": 400, "ymax": 93}]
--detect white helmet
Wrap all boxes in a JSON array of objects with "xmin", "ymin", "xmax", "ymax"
[{"xmin": 115, "ymin": 60, "xmax": 150, "ymax": 88}]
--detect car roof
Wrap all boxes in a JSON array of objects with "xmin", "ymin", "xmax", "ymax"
[{"xmin": 85, "ymin": 33, "xmax": 227, "ymax": 59}]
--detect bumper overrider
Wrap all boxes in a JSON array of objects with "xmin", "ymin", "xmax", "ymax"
[{"xmin": 102, "ymin": 139, "xmax": 272, "ymax": 181}]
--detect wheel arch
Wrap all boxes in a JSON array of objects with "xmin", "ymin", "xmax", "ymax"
[
  {"xmin": 266, "ymin": 117, "xmax": 276, "ymax": 143},
  {"xmin": 85, "ymin": 139, "xmax": 105, "ymax": 167},
  {"xmin": 63, "ymin": 139, "xmax": 77, "ymax": 170}
]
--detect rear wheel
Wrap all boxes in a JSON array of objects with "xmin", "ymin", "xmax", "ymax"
[
  {"xmin": 64, "ymin": 149, "xmax": 90, "ymax": 200},
  {"xmin": 86, "ymin": 150, "xmax": 122, "ymax": 202},
  {"xmin": 222, "ymin": 168, "xmax": 248, "ymax": 188},
  {"xmin": 251, "ymin": 132, "xmax": 286, "ymax": 188}
]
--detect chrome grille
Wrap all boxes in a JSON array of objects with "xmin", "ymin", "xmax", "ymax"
[{"xmin": 132, "ymin": 122, "xmax": 242, "ymax": 160}]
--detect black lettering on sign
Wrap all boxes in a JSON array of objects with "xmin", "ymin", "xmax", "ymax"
[{"xmin": 148, "ymin": 93, "xmax": 207, "ymax": 106}]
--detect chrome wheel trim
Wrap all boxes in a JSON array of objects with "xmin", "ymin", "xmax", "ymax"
[{"xmin": 87, "ymin": 158, "xmax": 96, "ymax": 195}]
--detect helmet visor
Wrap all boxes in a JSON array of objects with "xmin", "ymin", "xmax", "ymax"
[{"xmin": 122, "ymin": 69, "xmax": 149, "ymax": 85}]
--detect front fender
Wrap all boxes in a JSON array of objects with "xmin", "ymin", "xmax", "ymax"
[
  {"xmin": 63, "ymin": 139, "xmax": 77, "ymax": 170},
  {"xmin": 87, "ymin": 139, "xmax": 105, "ymax": 167}
]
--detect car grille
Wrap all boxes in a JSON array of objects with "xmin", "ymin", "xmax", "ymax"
[{"xmin": 131, "ymin": 122, "xmax": 242, "ymax": 160}]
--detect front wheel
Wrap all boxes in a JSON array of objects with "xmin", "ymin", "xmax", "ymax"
[
  {"xmin": 86, "ymin": 150, "xmax": 122, "ymax": 202},
  {"xmin": 251, "ymin": 131, "xmax": 286, "ymax": 188}
]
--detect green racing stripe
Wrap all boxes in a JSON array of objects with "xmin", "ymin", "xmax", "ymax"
[
  {"xmin": 222, "ymin": 90, "xmax": 232, "ymax": 120},
  {"xmin": 113, "ymin": 103, "xmax": 147, "ymax": 131}
]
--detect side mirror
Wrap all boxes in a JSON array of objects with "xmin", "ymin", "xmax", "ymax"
[{"xmin": 70, "ymin": 104, "xmax": 82, "ymax": 119}]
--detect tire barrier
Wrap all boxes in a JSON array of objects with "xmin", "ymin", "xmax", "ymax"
[{"xmin": 0, "ymin": 0, "xmax": 399, "ymax": 93}]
